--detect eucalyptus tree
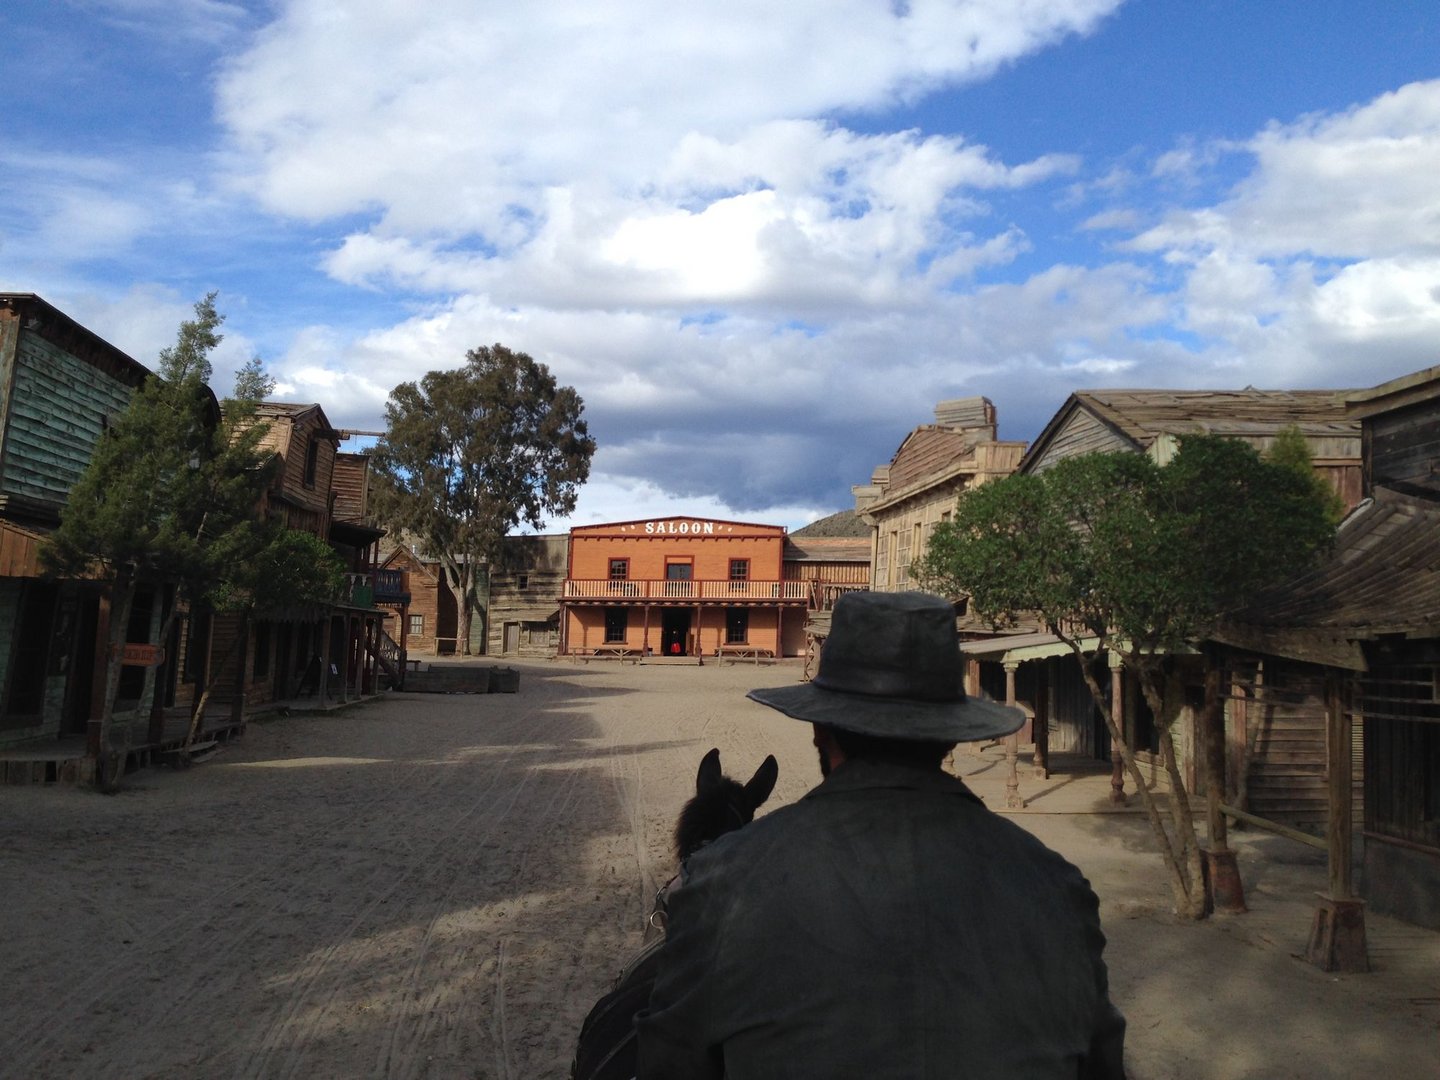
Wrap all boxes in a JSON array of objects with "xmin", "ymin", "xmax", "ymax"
[{"xmin": 371, "ymin": 344, "xmax": 595, "ymax": 653}]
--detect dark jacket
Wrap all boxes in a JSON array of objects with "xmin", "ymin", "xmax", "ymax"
[{"xmin": 635, "ymin": 758, "xmax": 1126, "ymax": 1079}]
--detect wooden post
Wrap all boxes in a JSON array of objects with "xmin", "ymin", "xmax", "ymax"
[
  {"xmin": 1306, "ymin": 672, "xmax": 1369, "ymax": 972},
  {"xmin": 966, "ymin": 657, "xmax": 985, "ymax": 756},
  {"xmin": 318, "ymin": 615, "xmax": 332, "ymax": 705},
  {"xmin": 230, "ymin": 613, "xmax": 251, "ymax": 728},
  {"xmin": 1004, "ymin": 661, "xmax": 1024, "ymax": 809},
  {"xmin": 1202, "ymin": 650, "xmax": 1246, "ymax": 913},
  {"xmin": 1109, "ymin": 657, "xmax": 1126, "ymax": 805},
  {"xmin": 1032, "ymin": 662, "xmax": 1049, "ymax": 779},
  {"xmin": 88, "ymin": 588, "xmax": 113, "ymax": 759}
]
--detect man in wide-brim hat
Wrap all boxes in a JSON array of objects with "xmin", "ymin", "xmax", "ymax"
[{"xmin": 636, "ymin": 590, "xmax": 1126, "ymax": 1080}]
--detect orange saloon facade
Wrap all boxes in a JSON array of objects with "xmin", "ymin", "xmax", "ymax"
[{"xmin": 561, "ymin": 518, "xmax": 808, "ymax": 658}]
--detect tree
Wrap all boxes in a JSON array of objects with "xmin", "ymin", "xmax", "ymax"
[
  {"xmin": 371, "ymin": 344, "xmax": 595, "ymax": 653},
  {"xmin": 914, "ymin": 434, "xmax": 1335, "ymax": 917},
  {"xmin": 232, "ymin": 355, "xmax": 276, "ymax": 402},
  {"xmin": 41, "ymin": 296, "xmax": 322, "ymax": 788}
]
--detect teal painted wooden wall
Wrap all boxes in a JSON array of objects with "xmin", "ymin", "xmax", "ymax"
[{"xmin": 1, "ymin": 333, "xmax": 136, "ymax": 514}]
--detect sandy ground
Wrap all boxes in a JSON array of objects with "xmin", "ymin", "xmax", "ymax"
[{"xmin": 2, "ymin": 658, "xmax": 1436, "ymax": 1080}]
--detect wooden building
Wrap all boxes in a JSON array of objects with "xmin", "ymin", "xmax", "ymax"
[
  {"xmin": 379, "ymin": 545, "xmax": 459, "ymax": 655},
  {"xmin": 214, "ymin": 404, "xmax": 394, "ymax": 712},
  {"xmin": 853, "ymin": 397, "xmax": 1025, "ymax": 592},
  {"xmin": 488, "ymin": 534, "xmax": 567, "ymax": 657},
  {"xmin": 0, "ymin": 294, "xmax": 201, "ymax": 779},
  {"xmin": 561, "ymin": 518, "xmax": 807, "ymax": 659},
  {"xmin": 965, "ymin": 386, "xmax": 1365, "ymax": 795},
  {"xmin": 1021, "ymin": 387, "xmax": 1363, "ymax": 508},
  {"xmin": 1216, "ymin": 364, "xmax": 1440, "ymax": 946}
]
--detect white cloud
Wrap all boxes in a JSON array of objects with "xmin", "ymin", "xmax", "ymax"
[{"xmin": 1132, "ymin": 80, "xmax": 1440, "ymax": 261}]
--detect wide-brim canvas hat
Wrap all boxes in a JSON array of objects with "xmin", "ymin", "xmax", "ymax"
[{"xmin": 747, "ymin": 590, "xmax": 1023, "ymax": 743}]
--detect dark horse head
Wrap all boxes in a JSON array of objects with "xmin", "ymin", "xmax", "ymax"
[{"xmin": 673, "ymin": 747, "xmax": 779, "ymax": 861}]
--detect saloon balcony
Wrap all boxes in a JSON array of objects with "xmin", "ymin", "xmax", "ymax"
[{"xmin": 563, "ymin": 579, "xmax": 811, "ymax": 604}]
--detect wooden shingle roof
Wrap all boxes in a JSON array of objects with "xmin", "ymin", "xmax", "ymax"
[
  {"xmin": 783, "ymin": 536, "xmax": 872, "ymax": 563},
  {"xmin": 1023, "ymin": 388, "xmax": 1357, "ymax": 472},
  {"xmin": 1215, "ymin": 487, "xmax": 1440, "ymax": 667}
]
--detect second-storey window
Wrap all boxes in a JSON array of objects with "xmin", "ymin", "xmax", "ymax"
[{"xmin": 304, "ymin": 436, "xmax": 321, "ymax": 488}]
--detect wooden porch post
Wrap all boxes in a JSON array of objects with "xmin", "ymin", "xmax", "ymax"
[
  {"xmin": 642, "ymin": 605, "xmax": 651, "ymax": 655},
  {"xmin": 1201, "ymin": 650, "xmax": 1246, "ymax": 913},
  {"xmin": 1004, "ymin": 661, "xmax": 1024, "ymax": 809},
  {"xmin": 1032, "ymin": 662, "xmax": 1049, "ymax": 779},
  {"xmin": 965, "ymin": 657, "xmax": 984, "ymax": 756},
  {"xmin": 318, "ymin": 615, "xmax": 332, "ymax": 706},
  {"xmin": 1109, "ymin": 656, "xmax": 1126, "ymax": 805},
  {"xmin": 1307, "ymin": 672, "xmax": 1369, "ymax": 972},
  {"xmin": 229, "ymin": 613, "xmax": 251, "ymax": 728}
]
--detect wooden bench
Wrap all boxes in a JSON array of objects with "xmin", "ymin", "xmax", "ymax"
[
  {"xmin": 717, "ymin": 645, "xmax": 776, "ymax": 665},
  {"xmin": 580, "ymin": 646, "xmax": 643, "ymax": 663}
]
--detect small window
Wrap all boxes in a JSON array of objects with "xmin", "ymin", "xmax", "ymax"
[
  {"xmin": 666, "ymin": 561, "xmax": 692, "ymax": 580},
  {"xmin": 725, "ymin": 607, "xmax": 749, "ymax": 645},
  {"xmin": 608, "ymin": 559, "xmax": 629, "ymax": 580},
  {"xmin": 517, "ymin": 574, "xmax": 529, "ymax": 591},
  {"xmin": 408, "ymin": 614, "xmax": 424, "ymax": 636},
  {"xmin": 729, "ymin": 559, "xmax": 749, "ymax": 581},
  {"xmin": 604, "ymin": 608, "xmax": 628, "ymax": 644}
]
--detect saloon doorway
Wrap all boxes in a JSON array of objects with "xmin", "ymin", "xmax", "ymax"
[{"xmin": 660, "ymin": 609, "xmax": 692, "ymax": 656}]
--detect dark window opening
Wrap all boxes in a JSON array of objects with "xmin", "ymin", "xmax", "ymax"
[
  {"xmin": 181, "ymin": 608, "xmax": 210, "ymax": 686},
  {"xmin": 729, "ymin": 559, "xmax": 749, "ymax": 580},
  {"xmin": 118, "ymin": 588, "xmax": 158, "ymax": 702},
  {"xmin": 253, "ymin": 623, "xmax": 272, "ymax": 680},
  {"xmin": 725, "ymin": 607, "xmax": 749, "ymax": 645},
  {"xmin": 608, "ymin": 559, "xmax": 629, "ymax": 580},
  {"xmin": 4, "ymin": 584, "xmax": 57, "ymax": 719},
  {"xmin": 604, "ymin": 608, "xmax": 628, "ymax": 644}
]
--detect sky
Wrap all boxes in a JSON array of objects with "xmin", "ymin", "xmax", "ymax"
[{"xmin": 4, "ymin": 1, "xmax": 1439, "ymax": 532}]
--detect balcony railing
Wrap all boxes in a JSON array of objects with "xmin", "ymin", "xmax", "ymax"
[{"xmin": 564, "ymin": 579, "xmax": 811, "ymax": 602}]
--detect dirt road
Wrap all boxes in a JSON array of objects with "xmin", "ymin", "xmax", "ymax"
[{"xmin": 2, "ymin": 659, "xmax": 1436, "ymax": 1079}]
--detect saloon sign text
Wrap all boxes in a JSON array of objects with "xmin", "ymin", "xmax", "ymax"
[{"xmin": 644, "ymin": 520, "xmax": 715, "ymax": 535}]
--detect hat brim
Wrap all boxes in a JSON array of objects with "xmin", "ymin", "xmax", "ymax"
[{"xmin": 747, "ymin": 682, "xmax": 1025, "ymax": 743}]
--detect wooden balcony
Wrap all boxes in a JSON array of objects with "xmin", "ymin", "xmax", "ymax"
[{"xmin": 563, "ymin": 579, "xmax": 811, "ymax": 603}]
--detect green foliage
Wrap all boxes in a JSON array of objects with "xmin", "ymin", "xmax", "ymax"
[
  {"xmin": 41, "ymin": 293, "xmax": 245, "ymax": 585},
  {"xmin": 915, "ymin": 433, "xmax": 1337, "ymax": 653},
  {"xmin": 231, "ymin": 355, "xmax": 276, "ymax": 403},
  {"xmin": 371, "ymin": 343, "xmax": 595, "ymax": 628},
  {"xmin": 1266, "ymin": 424, "xmax": 1347, "ymax": 525},
  {"xmin": 207, "ymin": 526, "xmax": 346, "ymax": 615}
]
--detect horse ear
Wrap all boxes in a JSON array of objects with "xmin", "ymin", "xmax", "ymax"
[
  {"xmin": 743, "ymin": 754, "xmax": 779, "ymax": 811},
  {"xmin": 696, "ymin": 747, "xmax": 723, "ymax": 794}
]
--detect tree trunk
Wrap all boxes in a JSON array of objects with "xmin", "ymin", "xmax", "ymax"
[
  {"xmin": 1136, "ymin": 665, "xmax": 1207, "ymax": 918},
  {"xmin": 1065, "ymin": 640, "xmax": 1201, "ymax": 917}
]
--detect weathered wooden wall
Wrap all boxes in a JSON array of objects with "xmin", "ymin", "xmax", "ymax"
[{"xmin": 1, "ymin": 330, "xmax": 137, "ymax": 516}]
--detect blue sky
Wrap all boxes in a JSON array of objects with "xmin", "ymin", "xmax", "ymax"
[{"xmin": 4, "ymin": 1, "xmax": 1438, "ymax": 530}]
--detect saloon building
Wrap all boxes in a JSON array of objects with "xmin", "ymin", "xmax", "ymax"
[{"xmin": 560, "ymin": 517, "xmax": 809, "ymax": 659}]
